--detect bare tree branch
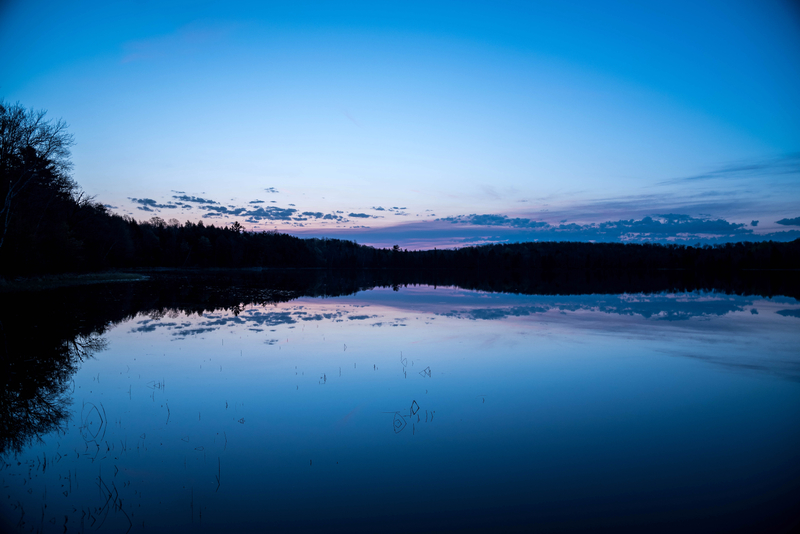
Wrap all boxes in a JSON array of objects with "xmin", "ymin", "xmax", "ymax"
[{"xmin": 0, "ymin": 100, "xmax": 75, "ymax": 250}]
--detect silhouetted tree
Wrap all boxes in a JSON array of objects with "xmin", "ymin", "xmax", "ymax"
[{"xmin": 0, "ymin": 100, "xmax": 74, "ymax": 251}]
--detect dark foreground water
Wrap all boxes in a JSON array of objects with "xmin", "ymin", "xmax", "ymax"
[{"xmin": 2, "ymin": 274, "xmax": 800, "ymax": 533}]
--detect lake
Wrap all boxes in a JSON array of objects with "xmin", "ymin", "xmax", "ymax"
[{"xmin": 2, "ymin": 273, "xmax": 799, "ymax": 533}]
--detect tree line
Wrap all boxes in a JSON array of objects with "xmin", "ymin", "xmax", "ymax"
[
  {"xmin": 2, "ymin": 99, "xmax": 800, "ymax": 278},
  {"xmin": 3, "ymin": 205, "xmax": 799, "ymax": 277}
]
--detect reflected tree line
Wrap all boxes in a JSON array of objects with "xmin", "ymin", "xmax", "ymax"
[
  {"xmin": 3, "ymin": 267, "xmax": 800, "ymax": 456},
  {"xmin": 0, "ymin": 299, "xmax": 106, "ymax": 456}
]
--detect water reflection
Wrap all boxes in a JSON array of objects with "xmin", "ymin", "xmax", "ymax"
[
  {"xmin": 1, "ymin": 323, "xmax": 106, "ymax": 456},
  {"xmin": 1, "ymin": 276, "xmax": 800, "ymax": 533}
]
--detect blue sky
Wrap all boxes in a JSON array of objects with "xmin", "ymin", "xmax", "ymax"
[{"xmin": 2, "ymin": 0, "xmax": 799, "ymax": 248}]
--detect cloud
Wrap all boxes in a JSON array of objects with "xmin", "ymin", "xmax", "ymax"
[
  {"xmin": 192, "ymin": 203, "xmax": 299, "ymax": 222},
  {"xmin": 342, "ymin": 108, "xmax": 361, "ymax": 127},
  {"xmin": 264, "ymin": 187, "xmax": 279, "ymax": 193},
  {"xmin": 751, "ymin": 220, "xmax": 759, "ymax": 227},
  {"xmin": 776, "ymin": 217, "xmax": 800, "ymax": 227},
  {"xmin": 172, "ymin": 195, "xmax": 218, "ymax": 204},
  {"xmin": 590, "ymin": 215, "xmax": 752, "ymax": 238},
  {"xmin": 440, "ymin": 214, "xmax": 549, "ymax": 228},
  {"xmin": 290, "ymin": 213, "xmax": 800, "ymax": 250},
  {"xmin": 349, "ymin": 213, "xmax": 371, "ymax": 218},
  {"xmin": 480, "ymin": 185, "xmax": 501, "ymax": 200},
  {"xmin": 523, "ymin": 189, "xmax": 784, "ymax": 227},
  {"xmin": 302, "ymin": 212, "xmax": 324, "ymax": 218},
  {"xmin": 130, "ymin": 197, "xmax": 179, "ymax": 209},
  {"xmin": 200, "ymin": 205, "xmax": 247, "ymax": 217},
  {"xmin": 249, "ymin": 200, "xmax": 264, "ymax": 204},
  {"xmin": 244, "ymin": 206, "xmax": 297, "ymax": 222},
  {"xmin": 660, "ymin": 153, "xmax": 800, "ymax": 185},
  {"xmin": 372, "ymin": 206, "xmax": 385, "ymax": 211}
]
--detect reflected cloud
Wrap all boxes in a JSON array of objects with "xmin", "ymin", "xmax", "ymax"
[
  {"xmin": 173, "ymin": 327, "xmax": 218, "ymax": 337},
  {"xmin": 660, "ymin": 348, "xmax": 800, "ymax": 383},
  {"xmin": 130, "ymin": 321, "xmax": 179, "ymax": 332},
  {"xmin": 136, "ymin": 306, "xmax": 386, "ymax": 338},
  {"xmin": 441, "ymin": 306, "xmax": 549, "ymax": 320},
  {"xmin": 436, "ymin": 294, "xmax": 752, "ymax": 322}
]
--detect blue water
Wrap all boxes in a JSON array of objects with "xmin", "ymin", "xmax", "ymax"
[{"xmin": 2, "ymin": 286, "xmax": 799, "ymax": 532}]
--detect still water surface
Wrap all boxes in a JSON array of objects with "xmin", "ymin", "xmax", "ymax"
[{"xmin": 2, "ymin": 284, "xmax": 800, "ymax": 532}]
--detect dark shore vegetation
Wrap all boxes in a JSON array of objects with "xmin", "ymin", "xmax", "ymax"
[
  {"xmin": 3, "ymin": 99, "xmax": 800, "ymax": 283},
  {"xmin": 2, "ymin": 196, "xmax": 799, "ymax": 279}
]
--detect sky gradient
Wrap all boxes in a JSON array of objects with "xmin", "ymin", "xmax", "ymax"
[{"xmin": 2, "ymin": 0, "xmax": 799, "ymax": 248}]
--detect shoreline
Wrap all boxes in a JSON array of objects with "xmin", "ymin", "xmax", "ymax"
[{"xmin": 0, "ymin": 272, "xmax": 150, "ymax": 293}]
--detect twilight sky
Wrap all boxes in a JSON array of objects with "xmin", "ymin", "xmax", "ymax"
[{"xmin": 2, "ymin": 0, "xmax": 799, "ymax": 248}]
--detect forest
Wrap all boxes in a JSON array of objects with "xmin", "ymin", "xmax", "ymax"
[{"xmin": 2, "ymin": 99, "xmax": 800, "ymax": 278}]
